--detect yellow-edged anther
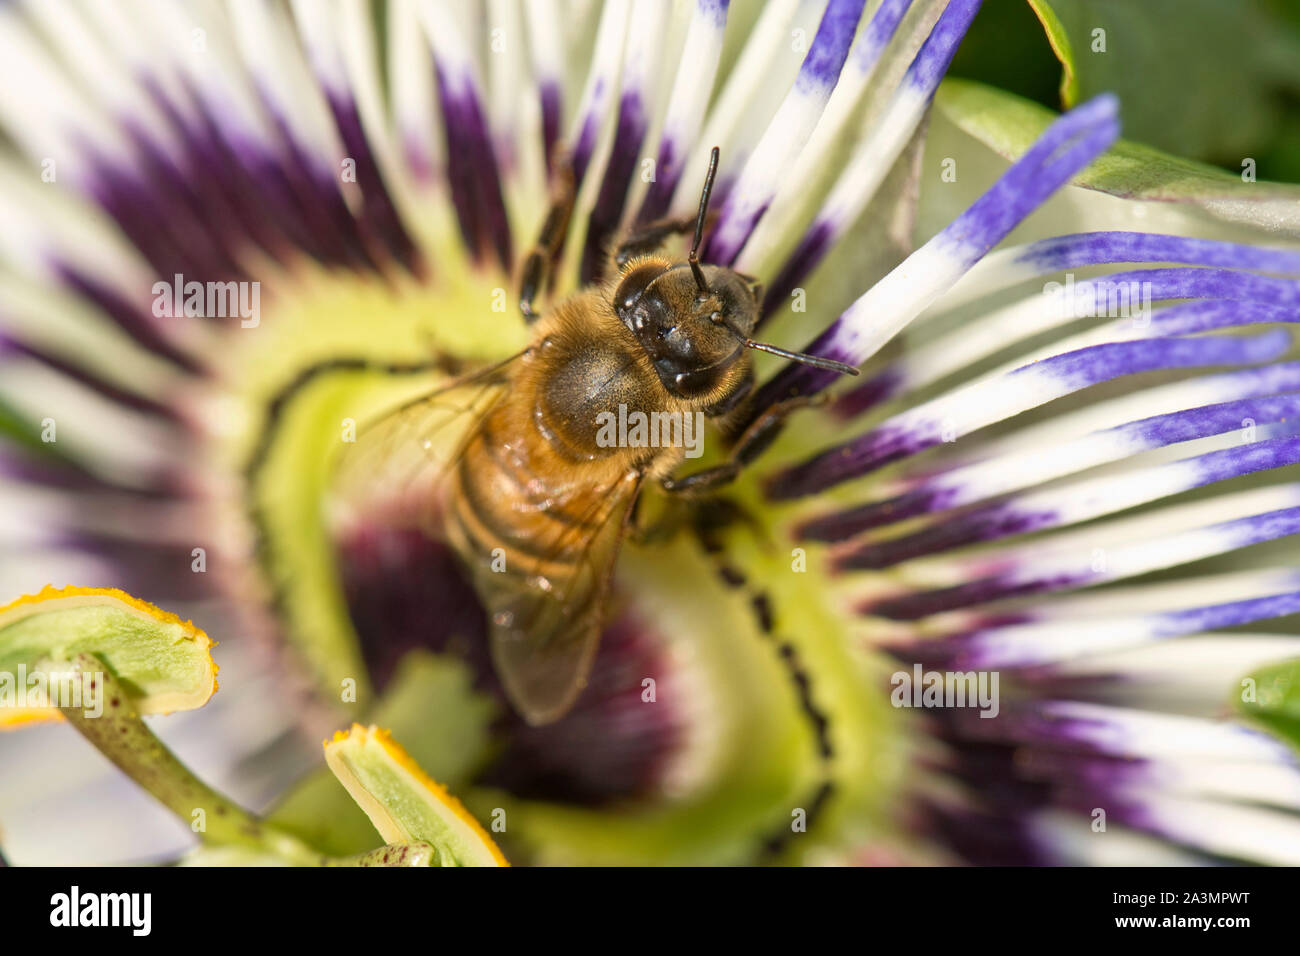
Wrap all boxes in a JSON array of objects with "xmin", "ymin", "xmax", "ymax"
[
  {"xmin": 0, "ymin": 585, "xmax": 219, "ymax": 728},
  {"xmin": 323, "ymin": 723, "xmax": 509, "ymax": 866}
]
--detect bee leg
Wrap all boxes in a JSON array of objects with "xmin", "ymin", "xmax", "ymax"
[
  {"xmin": 627, "ymin": 507, "xmax": 686, "ymax": 545},
  {"xmin": 610, "ymin": 209, "xmax": 719, "ymax": 276},
  {"xmin": 612, "ymin": 217, "xmax": 694, "ymax": 270},
  {"xmin": 624, "ymin": 486, "xmax": 687, "ymax": 545},
  {"xmin": 689, "ymin": 496, "xmax": 769, "ymax": 552},
  {"xmin": 659, "ymin": 460, "xmax": 740, "ymax": 496},
  {"xmin": 660, "ymin": 394, "xmax": 824, "ymax": 496},
  {"xmin": 519, "ymin": 158, "xmax": 576, "ymax": 322}
]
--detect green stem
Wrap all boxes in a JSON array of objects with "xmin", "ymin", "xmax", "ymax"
[
  {"xmin": 322, "ymin": 842, "xmax": 437, "ymax": 866},
  {"xmin": 45, "ymin": 653, "xmax": 319, "ymax": 865}
]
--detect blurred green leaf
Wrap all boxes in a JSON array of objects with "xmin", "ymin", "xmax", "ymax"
[
  {"xmin": 936, "ymin": 78, "xmax": 1300, "ymax": 238},
  {"xmin": 946, "ymin": 0, "xmax": 1065, "ymax": 112},
  {"xmin": 1238, "ymin": 657, "xmax": 1300, "ymax": 753},
  {"xmin": 1027, "ymin": 0, "xmax": 1300, "ymax": 177},
  {"xmin": 0, "ymin": 395, "xmax": 52, "ymax": 457}
]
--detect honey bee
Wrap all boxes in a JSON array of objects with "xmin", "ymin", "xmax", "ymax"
[{"xmin": 339, "ymin": 148, "xmax": 857, "ymax": 725}]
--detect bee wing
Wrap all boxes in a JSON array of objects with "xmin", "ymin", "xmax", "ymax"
[
  {"xmin": 335, "ymin": 348, "xmax": 638, "ymax": 726},
  {"xmin": 476, "ymin": 470, "xmax": 643, "ymax": 726},
  {"xmin": 333, "ymin": 354, "xmax": 523, "ymax": 527}
]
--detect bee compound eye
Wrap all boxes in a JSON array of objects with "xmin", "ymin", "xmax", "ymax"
[
  {"xmin": 666, "ymin": 362, "xmax": 719, "ymax": 396},
  {"xmin": 614, "ymin": 263, "xmax": 665, "ymax": 318}
]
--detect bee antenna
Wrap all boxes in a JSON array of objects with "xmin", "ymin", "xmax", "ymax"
[
  {"xmin": 688, "ymin": 146, "xmax": 719, "ymax": 294},
  {"xmin": 744, "ymin": 339, "xmax": 860, "ymax": 376}
]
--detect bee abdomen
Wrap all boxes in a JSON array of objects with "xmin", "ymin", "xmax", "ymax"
[{"xmin": 448, "ymin": 409, "xmax": 610, "ymax": 575}]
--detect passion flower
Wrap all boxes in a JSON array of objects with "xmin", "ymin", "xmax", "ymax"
[{"xmin": 2, "ymin": 0, "xmax": 1300, "ymax": 867}]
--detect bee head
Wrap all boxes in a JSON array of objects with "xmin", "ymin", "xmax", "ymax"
[
  {"xmin": 613, "ymin": 146, "xmax": 858, "ymax": 401},
  {"xmin": 614, "ymin": 260, "xmax": 762, "ymax": 399}
]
